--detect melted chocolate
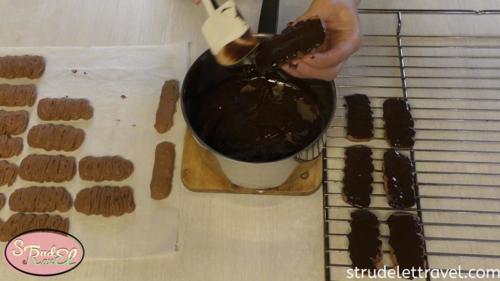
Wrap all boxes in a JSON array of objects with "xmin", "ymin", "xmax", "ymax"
[
  {"xmin": 195, "ymin": 66, "xmax": 326, "ymax": 162},
  {"xmin": 384, "ymin": 149, "xmax": 416, "ymax": 209},
  {"xmin": 383, "ymin": 98, "xmax": 415, "ymax": 148},
  {"xmin": 348, "ymin": 209, "xmax": 382, "ymax": 271},
  {"xmin": 255, "ymin": 18, "xmax": 326, "ymax": 73},
  {"xmin": 343, "ymin": 146, "xmax": 374, "ymax": 207},
  {"xmin": 344, "ymin": 94, "xmax": 374, "ymax": 140},
  {"xmin": 387, "ymin": 212, "xmax": 426, "ymax": 278}
]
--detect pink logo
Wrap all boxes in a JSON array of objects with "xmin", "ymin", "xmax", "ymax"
[{"xmin": 4, "ymin": 230, "xmax": 84, "ymax": 276}]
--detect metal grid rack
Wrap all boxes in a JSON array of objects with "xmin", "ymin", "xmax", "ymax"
[{"xmin": 323, "ymin": 9, "xmax": 500, "ymax": 281}]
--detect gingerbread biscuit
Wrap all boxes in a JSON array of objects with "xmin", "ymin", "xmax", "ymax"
[
  {"xmin": 342, "ymin": 146, "xmax": 374, "ymax": 208},
  {"xmin": 155, "ymin": 80, "xmax": 180, "ymax": 134},
  {"xmin": 383, "ymin": 149, "xmax": 416, "ymax": 209},
  {"xmin": 0, "ymin": 160, "xmax": 17, "ymax": 187},
  {"xmin": 0, "ymin": 213, "xmax": 69, "ymax": 242},
  {"xmin": 0, "ymin": 55, "xmax": 45, "ymax": 79},
  {"xmin": 74, "ymin": 186, "xmax": 135, "ymax": 217},
  {"xmin": 383, "ymin": 98, "xmax": 415, "ymax": 148},
  {"xmin": 9, "ymin": 186, "xmax": 72, "ymax": 213},
  {"xmin": 37, "ymin": 98, "xmax": 93, "ymax": 121},
  {"xmin": 150, "ymin": 142, "xmax": 175, "ymax": 200},
  {"xmin": 0, "ymin": 84, "xmax": 37, "ymax": 106},
  {"xmin": 79, "ymin": 156, "xmax": 133, "ymax": 182},
  {"xmin": 348, "ymin": 209, "xmax": 383, "ymax": 271},
  {"xmin": 0, "ymin": 193, "xmax": 5, "ymax": 210},
  {"xmin": 0, "ymin": 135, "xmax": 23, "ymax": 158},
  {"xmin": 28, "ymin": 124, "xmax": 85, "ymax": 152},
  {"xmin": 344, "ymin": 94, "xmax": 374, "ymax": 141},
  {"xmin": 0, "ymin": 110, "xmax": 29, "ymax": 135},
  {"xmin": 19, "ymin": 154, "xmax": 76, "ymax": 183}
]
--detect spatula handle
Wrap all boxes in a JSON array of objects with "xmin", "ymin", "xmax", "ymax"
[{"xmin": 201, "ymin": 0, "xmax": 217, "ymax": 15}]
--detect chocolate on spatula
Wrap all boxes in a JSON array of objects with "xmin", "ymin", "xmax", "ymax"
[{"xmin": 255, "ymin": 18, "xmax": 326, "ymax": 73}]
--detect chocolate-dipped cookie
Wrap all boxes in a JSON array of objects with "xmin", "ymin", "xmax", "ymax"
[
  {"xmin": 343, "ymin": 146, "xmax": 374, "ymax": 207},
  {"xmin": 383, "ymin": 98, "xmax": 415, "ymax": 148},
  {"xmin": 348, "ymin": 210, "xmax": 383, "ymax": 271},
  {"xmin": 255, "ymin": 18, "xmax": 325, "ymax": 73},
  {"xmin": 383, "ymin": 149, "xmax": 416, "ymax": 209},
  {"xmin": 387, "ymin": 212, "xmax": 426, "ymax": 278},
  {"xmin": 344, "ymin": 94, "xmax": 374, "ymax": 141}
]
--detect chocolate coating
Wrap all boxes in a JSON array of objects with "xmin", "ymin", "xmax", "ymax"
[
  {"xmin": 383, "ymin": 149, "xmax": 416, "ymax": 209},
  {"xmin": 195, "ymin": 67, "xmax": 325, "ymax": 162},
  {"xmin": 387, "ymin": 212, "xmax": 426, "ymax": 276},
  {"xmin": 383, "ymin": 98, "xmax": 415, "ymax": 148},
  {"xmin": 348, "ymin": 209, "xmax": 382, "ymax": 271},
  {"xmin": 343, "ymin": 146, "xmax": 374, "ymax": 207},
  {"xmin": 255, "ymin": 18, "xmax": 325, "ymax": 73},
  {"xmin": 344, "ymin": 94, "xmax": 374, "ymax": 140}
]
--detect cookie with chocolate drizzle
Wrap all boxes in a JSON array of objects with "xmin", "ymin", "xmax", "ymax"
[
  {"xmin": 388, "ymin": 212, "xmax": 426, "ymax": 278},
  {"xmin": 348, "ymin": 209, "xmax": 383, "ymax": 271},
  {"xmin": 342, "ymin": 146, "xmax": 374, "ymax": 208},
  {"xmin": 383, "ymin": 98, "xmax": 415, "ymax": 148},
  {"xmin": 383, "ymin": 149, "xmax": 416, "ymax": 209},
  {"xmin": 344, "ymin": 94, "xmax": 374, "ymax": 141}
]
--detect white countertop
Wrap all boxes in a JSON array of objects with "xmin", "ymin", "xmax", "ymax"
[{"xmin": 1, "ymin": 1, "xmax": 500, "ymax": 280}]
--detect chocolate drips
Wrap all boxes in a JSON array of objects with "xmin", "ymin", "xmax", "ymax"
[
  {"xmin": 348, "ymin": 209, "xmax": 382, "ymax": 271},
  {"xmin": 195, "ymin": 66, "xmax": 326, "ymax": 162},
  {"xmin": 387, "ymin": 212, "xmax": 426, "ymax": 278},
  {"xmin": 383, "ymin": 98, "xmax": 415, "ymax": 148},
  {"xmin": 255, "ymin": 18, "xmax": 326, "ymax": 73},
  {"xmin": 343, "ymin": 146, "xmax": 374, "ymax": 207},
  {"xmin": 383, "ymin": 149, "xmax": 416, "ymax": 209},
  {"xmin": 344, "ymin": 94, "xmax": 374, "ymax": 140}
]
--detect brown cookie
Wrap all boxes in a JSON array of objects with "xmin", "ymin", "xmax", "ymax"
[
  {"xmin": 0, "ymin": 193, "xmax": 5, "ymax": 210},
  {"xmin": 79, "ymin": 156, "xmax": 133, "ymax": 182},
  {"xmin": 0, "ymin": 160, "xmax": 17, "ymax": 187},
  {"xmin": 0, "ymin": 213, "xmax": 69, "ymax": 242},
  {"xmin": 74, "ymin": 186, "xmax": 135, "ymax": 217},
  {"xmin": 9, "ymin": 186, "xmax": 72, "ymax": 213},
  {"xmin": 0, "ymin": 55, "xmax": 46, "ymax": 79},
  {"xmin": 37, "ymin": 98, "xmax": 93, "ymax": 121},
  {"xmin": 150, "ymin": 142, "xmax": 175, "ymax": 200},
  {"xmin": 0, "ymin": 110, "xmax": 29, "ymax": 135},
  {"xmin": 0, "ymin": 135, "xmax": 23, "ymax": 158},
  {"xmin": 28, "ymin": 124, "xmax": 85, "ymax": 152},
  {"xmin": 19, "ymin": 154, "xmax": 76, "ymax": 183},
  {"xmin": 0, "ymin": 84, "xmax": 37, "ymax": 106},
  {"xmin": 155, "ymin": 80, "xmax": 179, "ymax": 134}
]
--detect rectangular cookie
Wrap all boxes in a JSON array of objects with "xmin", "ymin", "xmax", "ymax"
[
  {"xmin": 348, "ymin": 210, "xmax": 383, "ymax": 271},
  {"xmin": 0, "ymin": 84, "xmax": 37, "ymax": 106},
  {"xmin": 0, "ymin": 193, "xmax": 5, "ymax": 210},
  {"xmin": 383, "ymin": 149, "xmax": 416, "ymax": 209},
  {"xmin": 150, "ymin": 142, "xmax": 175, "ymax": 200},
  {"xmin": 0, "ymin": 160, "xmax": 17, "ymax": 187},
  {"xmin": 0, "ymin": 110, "xmax": 29, "ymax": 135},
  {"xmin": 19, "ymin": 154, "xmax": 76, "ymax": 183},
  {"xmin": 344, "ymin": 94, "xmax": 374, "ymax": 141},
  {"xmin": 28, "ymin": 124, "xmax": 85, "ymax": 152},
  {"xmin": 0, "ymin": 213, "xmax": 69, "ymax": 242},
  {"xmin": 74, "ymin": 186, "xmax": 135, "ymax": 217},
  {"xmin": 0, "ymin": 135, "xmax": 23, "ymax": 158},
  {"xmin": 37, "ymin": 97, "xmax": 93, "ymax": 121},
  {"xmin": 342, "ymin": 145, "xmax": 374, "ymax": 208},
  {"xmin": 0, "ymin": 55, "xmax": 46, "ymax": 79},
  {"xmin": 155, "ymin": 80, "xmax": 180, "ymax": 134},
  {"xmin": 383, "ymin": 98, "xmax": 415, "ymax": 148},
  {"xmin": 79, "ymin": 156, "xmax": 134, "ymax": 182},
  {"xmin": 9, "ymin": 186, "xmax": 72, "ymax": 213}
]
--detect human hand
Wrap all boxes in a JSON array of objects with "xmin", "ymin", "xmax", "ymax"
[
  {"xmin": 282, "ymin": 0, "xmax": 362, "ymax": 81},
  {"xmin": 193, "ymin": 0, "xmax": 201, "ymax": 4}
]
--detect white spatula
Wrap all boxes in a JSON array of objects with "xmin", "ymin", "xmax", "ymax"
[{"xmin": 201, "ymin": 0, "xmax": 258, "ymax": 66}]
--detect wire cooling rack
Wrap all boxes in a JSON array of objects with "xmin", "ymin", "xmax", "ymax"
[{"xmin": 323, "ymin": 9, "xmax": 500, "ymax": 281}]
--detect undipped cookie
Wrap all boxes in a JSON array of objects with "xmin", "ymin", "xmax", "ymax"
[
  {"xmin": 0, "ymin": 160, "xmax": 17, "ymax": 187},
  {"xmin": 28, "ymin": 124, "xmax": 85, "ymax": 152},
  {"xmin": 19, "ymin": 154, "xmax": 76, "ymax": 183},
  {"xmin": 9, "ymin": 186, "xmax": 72, "ymax": 213},
  {"xmin": 79, "ymin": 156, "xmax": 134, "ymax": 182},
  {"xmin": 0, "ymin": 84, "xmax": 37, "ymax": 106},
  {"xmin": 0, "ymin": 110, "xmax": 29, "ymax": 135},
  {"xmin": 74, "ymin": 186, "xmax": 135, "ymax": 217},
  {"xmin": 150, "ymin": 142, "xmax": 175, "ymax": 200},
  {"xmin": 155, "ymin": 80, "xmax": 179, "ymax": 134},
  {"xmin": 38, "ymin": 98, "xmax": 93, "ymax": 121},
  {"xmin": 0, "ymin": 55, "xmax": 46, "ymax": 79},
  {"xmin": 0, "ymin": 135, "xmax": 23, "ymax": 158},
  {"xmin": 0, "ymin": 213, "xmax": 69, "ymax": 242}
]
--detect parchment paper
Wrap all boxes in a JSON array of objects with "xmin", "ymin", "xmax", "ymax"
[{"xmin": 0, "ymin": 43, "xmax": 190, "ymax": 259}]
